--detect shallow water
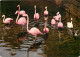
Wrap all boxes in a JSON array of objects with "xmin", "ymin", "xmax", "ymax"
[{"xmin": 0, "ymin": 18, "xmax": 46, "ymax": 57}]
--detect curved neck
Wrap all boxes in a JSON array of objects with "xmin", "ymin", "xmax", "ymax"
[
  {"xmin": 27, "ymin": 16, "xmax": 29, "ymax": 33},
  {"xmin": 16, "ymin": 6, "xmax": 20, "ymax": 23},
  {"xmin": 3, "ymin": 16, "xmax": 5, "ymax": 22},
  {"xmin": 35, "ymin": 7, "xmax": 36, "ymax": 14},
  {"xmin": 71, "ymin": 19, "xmax": 72, "ymax": 23},
  {"xmin": 60, "ymin": 17, "xmax": 61, "ymax": 22}
]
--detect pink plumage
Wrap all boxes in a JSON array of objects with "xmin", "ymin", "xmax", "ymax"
[
  {"xmin": 16, "ymin": 17, "xmax": 27, "ymax": 26},
  {"xmin": 58, "ymin": 22, "xmax": 63, "ymax": 28},
  {"xmin": 15, "ymin": 5, "xmax": 27, "ymax": 26},
  {"xmin": 43, "ymin": 28, "xmax": 49, "ymax": 33},
  {"xmin": 2, "ymin": 15, "xmax": 13, "ymax": 24},
  {"xmin": 19, "ymin": 10, "xmax": 26, "ymax": 15},
  {"xmin": 34, "ymin": 5, "xmax": 40, "ymax": 20},
  {"xmin": 54, "ymin": 16, "xmax": 59, "ymax": 21},
  {"xmin": 34, "ymin": 13, "xmax": 40, "ymax": 20},
  {"xmin": 51, "ymin": 19, "xmax": 56, "ymax": 25},
  {"xmin": 44, "ymin": 6, "xmax": 48, "ymax": 16},
  {"xmin": 23, "ymin": 14, "xmax": 42, "ymax": 40},
  {"xmin": 43, "ymin": 18, "xmax": 49, "ymax": 33},
  {"xmin": 29, "ymin": 27, "xmax": 42, "ymax": 36}
]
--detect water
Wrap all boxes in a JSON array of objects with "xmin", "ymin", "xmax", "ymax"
[
  {"xmin": 0, "ymin": 18, "xmax": 46, "ymax": 57},
  {"xmin": 0, "ymin": 17, "xmax": 80, "ymax": 57}
]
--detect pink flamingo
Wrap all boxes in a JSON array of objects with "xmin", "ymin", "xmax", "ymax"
[
  {"xmin": 43, "ymin": 18, "xmax": 49, "ymax": 33},
  {"xmin": 2, "ymin": 15, "xmax": 13, "ymax": 26},
  {"xmin": 54, "ymin": 12, "xmax": 61, "ymax": 22},
  {"xmin": 54, "ymin": 15, "xmax": 59, "ymax": 22},
  {"xmin": 23, "ymin": 14, "xmax": 42, "ymax": 43},
  {"xmin": 57, "ymin": 13, "xmax": 63, "ymax": 41},
  {"xmin": 44, "ymin": 6, "xmax": 48, "ymax": 16},
  {"xmin": 34, "ymin": 5, "xmax": 40, "ymax": 20},
  {"xmin": 51, "ymin": 18, "xmax": 56, "ymax": 26},
  {"xmin": 57, "ymin": 15, "xmax": 63, "ymax": 29},
  {"xmin": 15, "ymin": 10, "xmax": 26, "ymax": 15},
  {"xmin": 15, "ymin": 5, "xmax": 27, "ymax": 26}
]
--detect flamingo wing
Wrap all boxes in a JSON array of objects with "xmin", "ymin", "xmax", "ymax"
[
  {"xmin": 18, "ymin": 17, "xmax": 27, "ymax": 26},
  {"xmin": 29, "ymin": 27, "xmax": 42, "ymax": 36},
  {"xmin": 4, "ymin": 18, "xmax": 13, "ymax": 23}
]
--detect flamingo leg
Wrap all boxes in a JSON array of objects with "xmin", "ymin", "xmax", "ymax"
[
  {"xmin": 34, "ymin": 35, "xmax": 37, "ymax": 47},
  {"xmin": 16, "ymin": 39, "xmax": 20, "ymax": 48},
  {"xmin": 58, "ymin": 31, "xmax": 61, "ymax": 42},
  {"xmin": 27, "ymin": 49, "xmax": 29, "ymax": 57}
]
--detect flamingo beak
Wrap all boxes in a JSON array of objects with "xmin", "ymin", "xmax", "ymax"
[
  {"xmin": 15, "ymin": 12, "xmax": 17, "ymax": 14},
  {"xmin": 17, "ymin": 5, "xmax": 20, "ymax": 7}
]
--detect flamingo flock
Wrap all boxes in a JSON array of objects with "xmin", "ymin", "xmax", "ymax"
[{"xmin": 2, "ymin": 4, "xmax": 78, "ymax": 48}]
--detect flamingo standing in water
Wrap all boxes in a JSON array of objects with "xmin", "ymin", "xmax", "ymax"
[
  {"xmin": 43, "ymin": 6, "xmax": 49, "ymax": 33},
  {"xmin": 2, "ymin": 15, "xmax": 13, "ymax": 28},
  {"xmin": 57, "ymin": 13, "xmax": 63, "ymax": 30},
  {"xmin": 15, "ymin": 5, "xmax": 27, "ymax": 26},
  {"xmin": 43, "ymin": 18, "xmax": 49, "ymax": 34},
  {"xmin": 23, "ymin": 14, "xmax": 42, "ymax": 43},
  {"xmin": 44, "ymin": 6, "xmax": 48, "ymax": 17},
  {"xmin": 43, "ymin": 17, "xmax": 49, "ymax": 45},
  {"xmin": 57, "ymin": 13, "xmax": 63, "ymax": 41},
  {"xmin": 51, "ymin": 17, "xmax": 56, "ymax": 28},
  {"xmin": 2, "ymin": 15, "xmax": 13, "ymax": 24},
  {"xmin": 34, "ymin": 5, "xmax": 40, "ymax": 20}
]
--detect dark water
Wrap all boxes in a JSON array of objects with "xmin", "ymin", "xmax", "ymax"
[
  {"xmin": 0, "ymin": 18, "xmax": 47, "ymax": 57},
  {"xmin": 0, "ymin": 16, "xmax": 80, "ymax": 57}
]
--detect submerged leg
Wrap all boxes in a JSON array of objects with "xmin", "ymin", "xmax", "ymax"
[{"xmin": 34, "ymin": 35, "xmax": 37, "ymax": 47}]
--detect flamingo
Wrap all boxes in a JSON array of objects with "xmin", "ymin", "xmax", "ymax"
[
  {"xmin": 34, "ymin": 5, "xmax": 40, "ymax": 20},
  {"xmin": 54, "ymin": 12, "xmax": 61, "ymax": 22},
  {"xmin": 15, "ymin": 5, "xmax": 27, "ymax": 26},
  {"xmin": 23, "ymin": 14, "xmax": 42, "ymax": 44},
  {"xmin": 57, "ymin": 14, "xmax": 63, "ymax": 29},
  {"xmin": 51, "ymin": 18, "xmax": 56, "ymax": 26},
  {"xmin": 44, "ymin": 6, "xmax": 48, "ymax": 16},
  {"xmin": 57, "ymin": 13, "xmax": 63, "ymax": 41},
  {"xmin": 15, "ymin": 10, "xmax": 26, "ymax": 15},
  {"xmin": 43, "ymin": 18, "xmax": 49, "ymax": 33},
  {"xmin": 2, "ymin": 15, "xmax": 13, "ymax": 24},
  {"xmin": 43, "ymin": 6, "xmax": 49, "ymax": 33},
  {"xmin": 2, "ymin": 15, "xmax": 13, "ymax": 29}
]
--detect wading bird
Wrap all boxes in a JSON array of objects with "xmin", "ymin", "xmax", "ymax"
[
  {"xmin": 44, "ymin": 6, "xmax": 48, "ymax": 17},
  {"xmin": 15, "ymin": 5, "xmax": 27, "ymax": 26},
  {"xmin": 34, "ymin": 5, "xmax": 40, "ymax": 20},
  {"xmin": 51, "ymin": 17, "xmax": 56, "ymax": 28},
  {"xmin": 2, "ymin": 15, "xmax": 13, "ymax": 28},
  {"xmin": 23, "ymin": 14, "xmax": 42, "ymax": 44}
]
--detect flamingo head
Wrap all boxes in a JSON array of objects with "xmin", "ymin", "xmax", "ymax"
[
  {"xmin": 17, "ymin": 5, "xmax": 20, "ymax": 7},
  {"xmin": 2, "ymin": 15, "xmax": 5, "ymax": 17},
  {"xmin": 34, "ymin": 5, "xmax": 36, "ymax": 9},
  {"xmin": 45, "ymin": 6, "xmax": 47, "ymax": 10},
  {"xmin": 15, "ymin": 11, "xmax": 19, "ymax": 14}
]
